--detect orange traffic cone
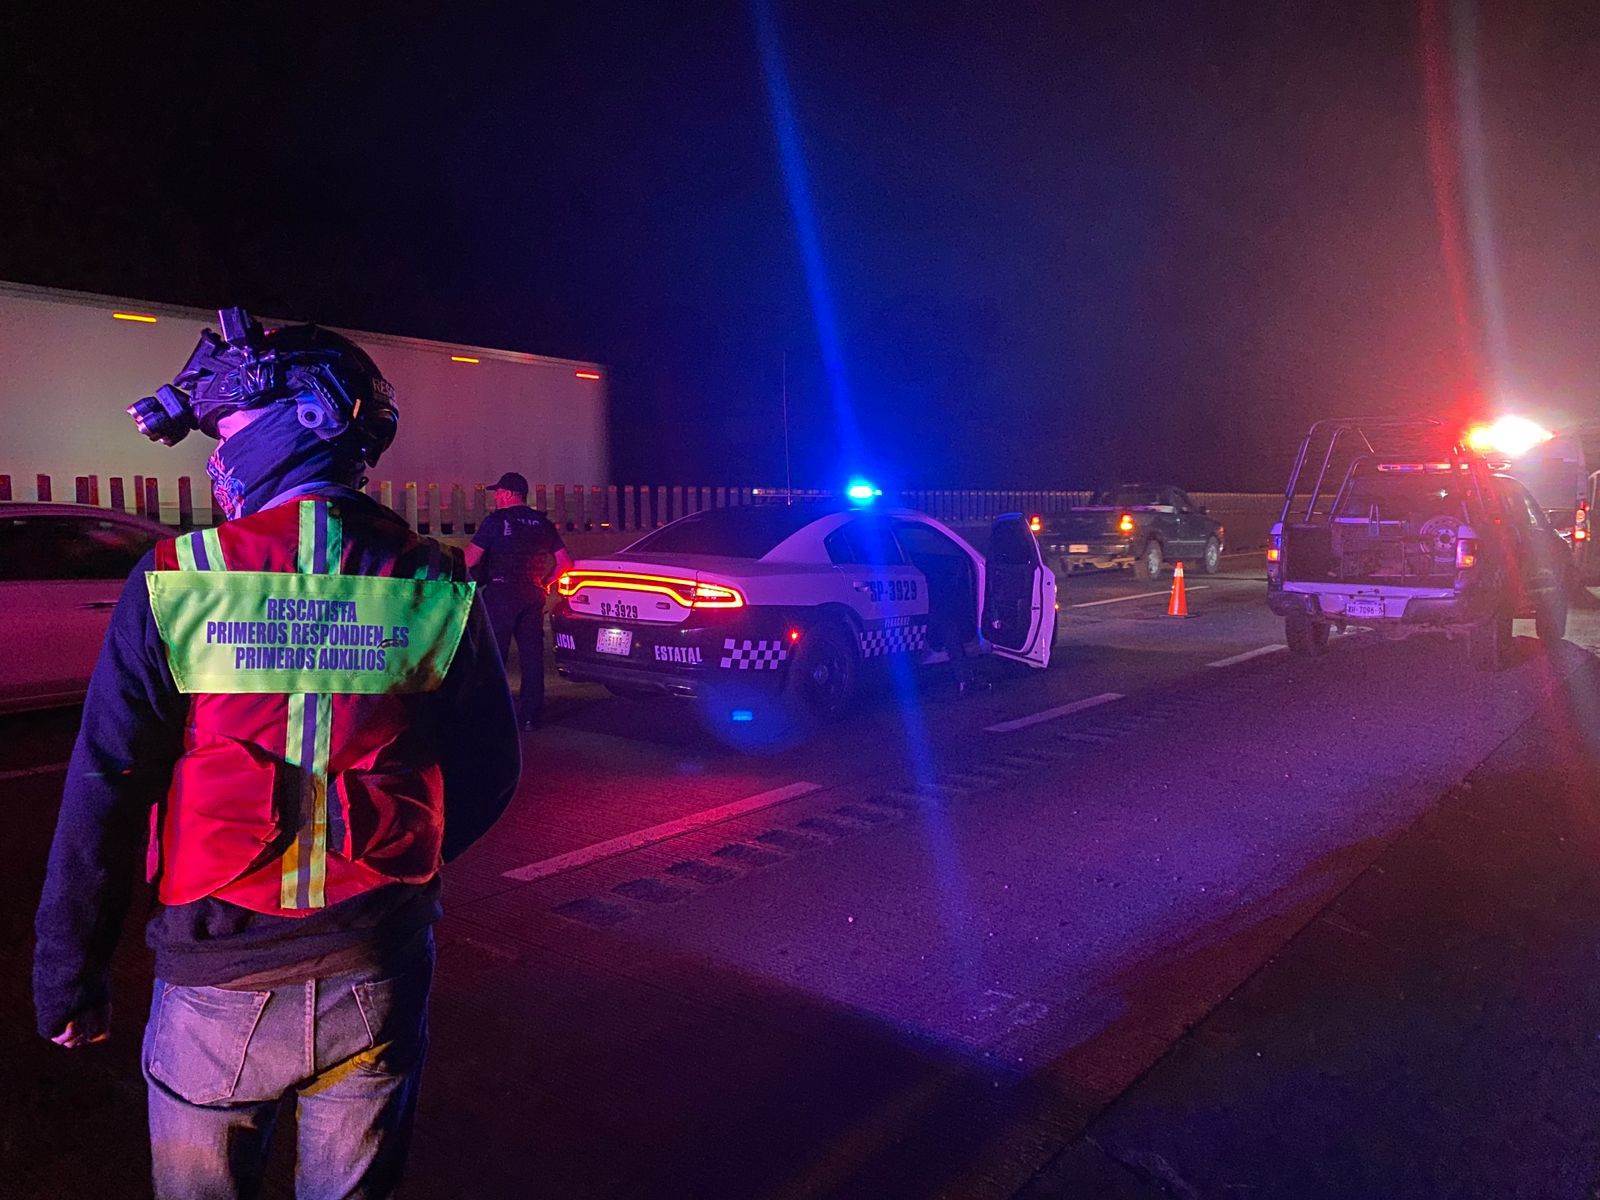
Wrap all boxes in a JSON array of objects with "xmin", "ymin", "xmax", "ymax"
[{"xmin": 1166, "ymin": 561, "xmax": 1191, "ymax": 617}]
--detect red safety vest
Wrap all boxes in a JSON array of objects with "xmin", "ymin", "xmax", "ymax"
[{"xmin": 146, "ymin": 495, "xmax": 471, "ymax": 916}]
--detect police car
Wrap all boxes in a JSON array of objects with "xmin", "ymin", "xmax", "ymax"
[{"xmin": 549, "ymin": 500, "xmax": 1055, "ymax": 720}]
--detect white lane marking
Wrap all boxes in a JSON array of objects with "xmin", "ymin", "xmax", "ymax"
[
  {"xmin": 1207, "ymin": 644, "xmax": 1286, "ymax": 668},
  {"xmin": 501, "ymin": 781, "xmax": 822, "ymax": 882},
  {"xmin": 985, "ymin": 692, "xmax": 1124, "ymax": 734},
  {"xmin": 1068, "ymin": 587, "xmax": 1211, "ymax": 609},
  {"xmin": 0, "ymin": 762, "xmax": 69, "ymax": 782}
]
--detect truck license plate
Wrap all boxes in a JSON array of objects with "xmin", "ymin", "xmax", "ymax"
[
  {"xmin": 1345, "ymin": 598, "xmax": 1384, "ymax": 619},
  {"xmin": 596, "ymin": 628, "xmax": 633, "ymax": 656},
  {"xmin": 1068, "ymin": 544, "xmax": 1089, "ymax": 554}
]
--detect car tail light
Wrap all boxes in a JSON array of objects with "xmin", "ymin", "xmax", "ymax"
[
  {"xmin": 1456, "ymin": 537, "xmax": 1478, "ymax": 570},
  {"xmin": 1576, "ymin": 502, "xmax": 1589, "ymax": 541},
  {"xmin": 1118, "ymin": 513, "xmax": 1135, "ymax": 534}
]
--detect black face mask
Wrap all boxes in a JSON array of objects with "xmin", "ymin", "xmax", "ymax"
[{"xmin": 205, "ymin": 402, "xmax": 366, "ymax": 521}]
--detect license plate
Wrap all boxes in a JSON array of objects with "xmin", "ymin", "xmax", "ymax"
[
  {"xmin": 1069, "ymin": 544, "xmax": 1090, "ymax": 554},
  {"xmin": 595, "ymin": 628, "xmax": 633, "ymax": 656},
  {"xmin": 1345, "ymin": 598, "xmax": 1384, "ymax": 619}
]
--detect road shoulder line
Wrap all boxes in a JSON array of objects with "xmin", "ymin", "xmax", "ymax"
[
  {"xmin": 1069, "ymin": 587, "xmax": 1210, "ymax": 609},
  {"xmin": 1206, "ymin": 644, "xmax": 1286, "ymax": 668},
  {"xmin": 501, "ymin": 781, "xmax": 822, "ymax": 882},
  {"xmin": 985, "ymin": 692, "xmax": 1124, "ymax": 733}
]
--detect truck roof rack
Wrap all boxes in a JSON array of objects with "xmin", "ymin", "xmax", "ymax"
[{"xmin": 1280, "ymin": 418, "xmax": 1473, "ymax": 523}]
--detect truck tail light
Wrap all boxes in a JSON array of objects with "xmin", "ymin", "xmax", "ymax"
[
  {"xmin": 1028, "ymin": 514, "xmax": 1042, "ymax": 533},
  {"xmin": 1456, "ymin": 537, "xmax": 1478, "ymax": 570},
  {"xmin": 1576, "ymin": 502, "xmax": 1589, "ymax": 541},
  {"xmin": 1118, "ymin": 513, "xmax": 1135, "ymax": 534}
]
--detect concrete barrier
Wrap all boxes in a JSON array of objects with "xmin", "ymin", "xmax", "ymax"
[{"xmin": 1191, "ymin": 492, "xmax": 1284, "ymax": 552}]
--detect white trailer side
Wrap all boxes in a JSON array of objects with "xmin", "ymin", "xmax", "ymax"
[{"xmin": 0, "ymin": 280, "xmax": 607, "ymax": 492}]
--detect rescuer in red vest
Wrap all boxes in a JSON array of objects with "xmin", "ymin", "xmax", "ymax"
[{"xmin": 33, "ymin": 309, "xmax": 521, "ymax": 1199}]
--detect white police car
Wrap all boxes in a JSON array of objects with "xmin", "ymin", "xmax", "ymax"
[{"xmin": 550, "ymin": 500, "xmax": 1055, "ymax": 719}]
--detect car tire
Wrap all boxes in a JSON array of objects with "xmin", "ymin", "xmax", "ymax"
[
  {"xmin": 1285, "ymin": 614, "xmax": 1328, "ymax": 656},
  {"xmin": 1470, "ymin": 611, "xmax": 1514, "ymax": 670},
  {"xmin": 1202, "ymin": 537, "xmax": 1222, "ymax": 575},
  {"xmin": 1536, "ymin": 596, "xmax": 1568, "ymax": 644},
  {"xmin": 1133, "ymin": 539, "xmax": 1164, "ymax": 581},
  {"xmin": 786, "ymin": 619, "xmax": 859, "ymax": 721}
]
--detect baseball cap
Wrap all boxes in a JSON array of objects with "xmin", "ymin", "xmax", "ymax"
[{"xmin": 487, "ymin": 471, "xmax": 529, "ymax": 497}]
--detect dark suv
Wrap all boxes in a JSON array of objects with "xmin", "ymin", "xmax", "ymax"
[{"xmin": 1267, "ymin": 419, "xmax": 1572, "ymax": 668}]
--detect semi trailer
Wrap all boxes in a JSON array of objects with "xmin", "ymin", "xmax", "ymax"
[{"xmin": 0, "ymin": 279, "xmax": 609, "ymax": 493}]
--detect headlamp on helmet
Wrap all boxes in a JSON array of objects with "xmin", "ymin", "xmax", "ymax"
[{"xmin": 127, "ymin": 307, "xmax": 398, "ymax": 465}]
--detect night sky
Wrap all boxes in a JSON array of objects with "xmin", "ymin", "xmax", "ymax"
[{"xmin": 3, "ymin": 2, "xmax": 1597, "ymax": 491}]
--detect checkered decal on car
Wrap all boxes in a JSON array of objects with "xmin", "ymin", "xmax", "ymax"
[
  {"xmin": 720, "ymin": 638, "xmax": 789, "ymax": 670},
  {"xmin": 858, "ymin": 622, "xmax": 928, "ymax": 658}
]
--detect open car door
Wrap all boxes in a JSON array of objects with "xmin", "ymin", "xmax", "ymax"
[{"xmin": 983, "ymin": 513, "xmax": 1056, "ymax": 667}]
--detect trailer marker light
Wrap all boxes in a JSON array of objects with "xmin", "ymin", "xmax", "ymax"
[
  {"xmin": 450, "ymin": 355, "xmax": 479, "ymax": 364},
  {"xmin": 575, "ymin": 370, "xmax": 601, "ymax": 380},
  {"xmin": 112, "ymin": 311, "xmax": 158, "ymax": 323}
]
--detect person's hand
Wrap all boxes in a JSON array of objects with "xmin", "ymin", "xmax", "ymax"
[{"xmin": 50, "ymin": 1002, "xmax": 112, "ymax": 1049}]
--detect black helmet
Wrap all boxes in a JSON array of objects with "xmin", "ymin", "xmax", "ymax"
[{"xmin": 129, "ymin": 307, "xmax": 399, "ymax": 466}]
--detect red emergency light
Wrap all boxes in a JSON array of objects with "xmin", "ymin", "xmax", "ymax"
[{"xmin": 1464, "ymin": 416, "xmax": 1554, "ymax": 459}]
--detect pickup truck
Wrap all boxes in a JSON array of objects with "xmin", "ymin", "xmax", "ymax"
[
  {"xmin": 1267, "ymin": 418, "xmax": 1571, "ymax": 667},
  {"xmin": 1039, "ymin": 484, "xmax": 1226, "ymax": 580}
]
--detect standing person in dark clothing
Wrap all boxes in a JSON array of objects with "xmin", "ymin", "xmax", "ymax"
[
  {"xmin": 34, "ymin": 309, "xmax": 521, "ymax": 1200},
  {"xmin": 465, "ymin": 471, "xmax": 572, "ymax": 730}
]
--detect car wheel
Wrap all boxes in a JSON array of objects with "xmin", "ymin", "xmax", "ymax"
[
  {"xmin": 1133, "ymin": 539, "xmax": 1163, "ymax": 581},
  {"xmin": 1536, "ymin": 596, "xmax": 1568, "ymax": 644},
  {"xmin": 786, "ymin": 620, "xmax": 859, "ymax": 720},
  {"xmin": 1285, "ymin": 614, "xmax": 1328, "ymax": 656},
  {"xmin": 1470, "ymin": 611, "xmax": 1514, "ymax": 670},
  {"xmin": 1202, "ymin": 537, "xmax": 1222, "ymax": 575}
]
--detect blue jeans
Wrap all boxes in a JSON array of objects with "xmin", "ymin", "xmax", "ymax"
[{"xmin": 141, "ymin": 934, "xmax": 433, "ymax": 1200}]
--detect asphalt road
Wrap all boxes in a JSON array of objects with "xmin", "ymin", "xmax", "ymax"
[{"xmin": 6, "ymin": 557, "xmax": 1598, "ymax": 1198}]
